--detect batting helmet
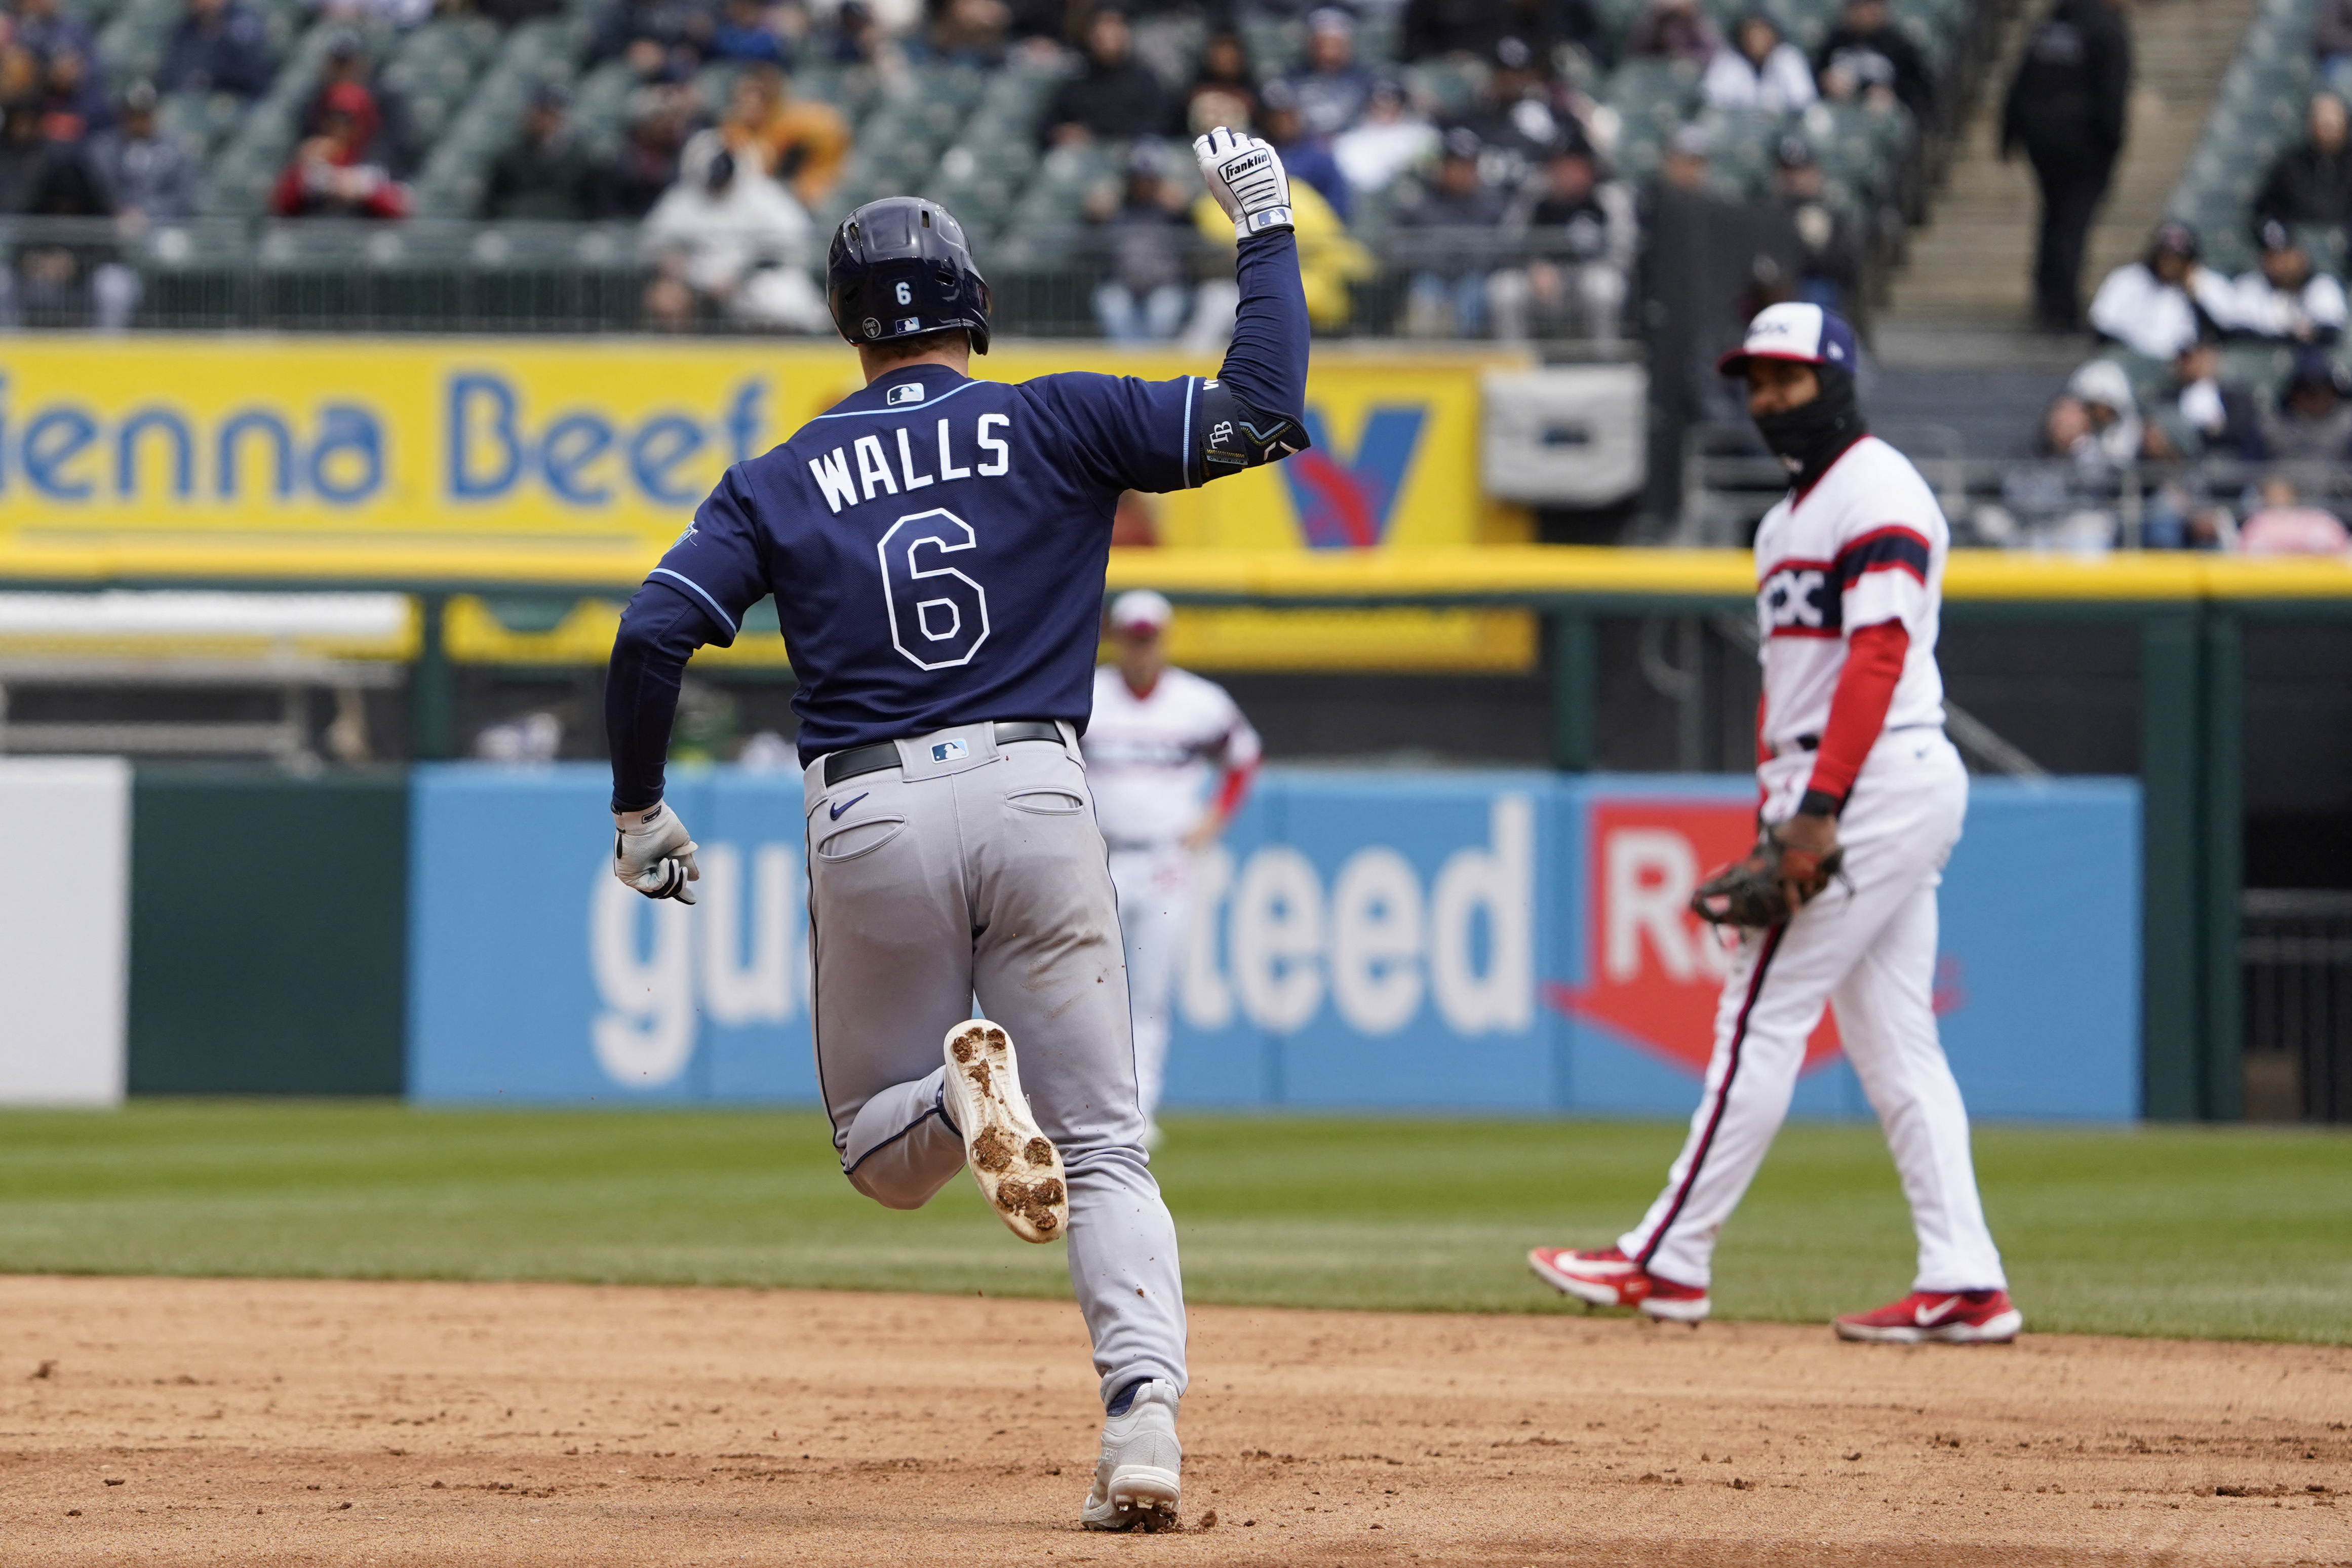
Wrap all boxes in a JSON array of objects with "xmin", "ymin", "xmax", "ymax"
[{"xmin": 825, "ymin": 196, "xmax": 992, "ymax": 355}]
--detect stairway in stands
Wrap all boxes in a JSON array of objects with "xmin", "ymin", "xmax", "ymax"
[{"xmin": 1880, "ymin": 0, "xmax": 2263, "ymax": 357}]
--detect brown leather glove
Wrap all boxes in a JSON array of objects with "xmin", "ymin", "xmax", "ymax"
[{"xmin": 1691, "ymin": 813, "xmax": 1844, "ymax": 928}]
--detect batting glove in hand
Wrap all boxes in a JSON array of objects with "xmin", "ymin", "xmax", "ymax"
[
  {"xmin": 1194, "ymin": 126, "xmax": 1293, "ymax": 240},
  {"xmin": 613, "ymin": 801, "xmax": 700, "ymax": 904}
]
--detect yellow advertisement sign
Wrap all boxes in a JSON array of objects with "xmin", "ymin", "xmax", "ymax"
[{"xmin": 0, "ymin": 337, "xmax": 1531, "ymax": 669}]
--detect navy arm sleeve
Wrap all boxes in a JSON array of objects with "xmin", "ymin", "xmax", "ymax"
[
  {"xmin": 607, "ymin": 466, "xmax": 772, "ymax": 812},
  {"xmin": 1214, "ymin": 229, "xmax": 1310, "ymax": 423},
  {"xmin": 605, "ymin": 579, "xmax": 724, "ymax": 812}
]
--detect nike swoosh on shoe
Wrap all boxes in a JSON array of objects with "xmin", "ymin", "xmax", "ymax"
[{"xmin": 1913, "ymin": 1296, "xmax": 1963, "ymax": 1326}]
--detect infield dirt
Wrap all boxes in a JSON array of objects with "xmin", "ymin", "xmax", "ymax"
[{"xmin": 0, "ymin": 1276, "xmax": 2343, "ymax": 1566}]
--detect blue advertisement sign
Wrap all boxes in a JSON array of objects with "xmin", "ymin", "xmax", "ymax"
[{"xmin": 409, "ymin": 765, "xmax": 2141, "ymax": 1121}]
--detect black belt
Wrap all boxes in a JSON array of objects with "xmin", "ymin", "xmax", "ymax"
[
  {"xmin": 1783, "ymin": 722, "xmax": 1942, "ymax": 755},
  {"xmin": 822, "ymin": 720, "xmax": 1063, "ymax": 786}
]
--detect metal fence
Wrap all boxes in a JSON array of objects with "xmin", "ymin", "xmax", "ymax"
[
  {"xmin": 0, "ymin": 215, "xmax": 1631, "ymax": 340},
  {"xmin": 2241, "ymin": 889, "xmax": 2352, "ymax": 1123}
]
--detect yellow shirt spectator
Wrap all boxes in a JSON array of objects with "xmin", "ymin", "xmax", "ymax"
[
  {"xmin": 1190, "ymin": 178, "xmax": 1373, "ymax": 330},
  {"xmin": 722, "ymin": 65, "xmax": 851, "ymax": 208}
]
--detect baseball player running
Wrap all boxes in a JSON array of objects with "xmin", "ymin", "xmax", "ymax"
[
  {"xmin": 1529, "ymin": 302, "xmax": 2022, "ymax": 1345},
  {"xmin": 602, "ymin": 130, "xmax": 1310, "ymax": 1529},
  {"xmin": 1083, "ymin": 590, "xmax": 1262, "ymax": 1147}
]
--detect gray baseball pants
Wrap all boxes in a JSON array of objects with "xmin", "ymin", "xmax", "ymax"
[{"xmin": 800, "ymin": 719, "xmax": 1187, "ymax": 1407}]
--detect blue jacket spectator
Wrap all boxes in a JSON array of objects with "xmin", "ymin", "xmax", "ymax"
[
  {"xmin": 1256, "ymin": 80, "xmax": 1350, "ymax": 222},
  {"xmin": 711, "ymin": 0, "xmax": 791, "ymax": 66},
  {"xmin": 90, "ymin": 82, "xmax": 195, "ymax": 219},
  {"xmin": 1282, "ymin": 8, "xmax": 1376, "ymax": 138},
  {"xmin": 11, "ymin": 0, "xmax": 97, "ymax": 74},
  {"xmin": 159, "ymin": 0, "xmax": 275, "ymax": 99}
]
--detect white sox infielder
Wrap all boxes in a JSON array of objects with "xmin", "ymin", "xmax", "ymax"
[
  {"xmin": 1531, "ymin": 303, "xmax": 2021, "ymax": 1344},
  {"xmin": 1083, "ymin": 590, "xmax": 1263, "ymax": 1144}
]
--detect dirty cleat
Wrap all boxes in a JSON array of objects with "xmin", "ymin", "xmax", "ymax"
[
  {"xmin": 942, "ymin": 1020, "xmax": 1068, "ymax": 1244},
  {"xmin": 1527, "ymin": 1245, "xmax": 1711, "ymax": 1323},
  {"xmin": 1834, "ymin": 1289, "xmax": 2022, "ymax": 1344},
  {"xmin": 1081, "ymin": 1380, "xmax": 1182, "ymax": 1532}
]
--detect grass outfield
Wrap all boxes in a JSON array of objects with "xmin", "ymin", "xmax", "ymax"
[{"xmin": 0, "ymin": 1103, "xmax": 2341, "ymax": 1344}]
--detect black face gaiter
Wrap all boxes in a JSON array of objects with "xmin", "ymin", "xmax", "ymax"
[{"xmin": 1751, "ymin": 365, "xmax": 1866, "ymax": 491}]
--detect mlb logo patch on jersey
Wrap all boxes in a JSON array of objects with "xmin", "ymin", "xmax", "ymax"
[
  {"xmin": 886, "ymin": 382, "xmax": 926, "ymax": 406},
  {"xmin": 931, "ymin": 738, "xmax": 968, "ymax": 763}
]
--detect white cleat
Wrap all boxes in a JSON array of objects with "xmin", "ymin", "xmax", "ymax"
[
  {"xmin": 942, "ymin": 1020, "xmax": 1068, "ymax": 1244},
  {"xmin": 1080, "ymin": 1379, "xmax": 1182, "ymax": 1532}
]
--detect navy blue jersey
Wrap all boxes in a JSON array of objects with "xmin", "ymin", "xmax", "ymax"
[
  {"xmin": 608, "ymin": 230, "xmax": 1309, "ymax": 807},
  {"xmin": 648, "ymin": 361, "xmax": 1197, "ymax": 761}
]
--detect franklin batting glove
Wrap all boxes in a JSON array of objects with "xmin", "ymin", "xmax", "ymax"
[
  {"xmin": 1194, "ymin": 126, "xmax": 1293, "ymax": 240},
  {"xmin": 613, "ymin": 801, "xmax": 700, "ymax": 904}
]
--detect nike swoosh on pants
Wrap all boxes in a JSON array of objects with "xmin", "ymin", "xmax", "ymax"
[{"xmin": 830, "ymin": 792, "xmax": 868, "ymax": 820}]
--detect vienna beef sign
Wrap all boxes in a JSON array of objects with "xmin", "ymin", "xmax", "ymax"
[{"xmin": 1548, "ymin": 800, "xmax": 1843, "ymax": 1077}]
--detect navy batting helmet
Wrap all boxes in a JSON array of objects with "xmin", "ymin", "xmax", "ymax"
[{"xmin": 826, "ymin": 196, "xmax": 991, "ymax": 354}]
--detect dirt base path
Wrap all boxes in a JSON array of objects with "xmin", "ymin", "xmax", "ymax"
[{"xmin": 0, "ymin": 1277, "xmax": 2344, "ymax": 1566}]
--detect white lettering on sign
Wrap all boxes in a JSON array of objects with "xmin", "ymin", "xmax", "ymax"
[
  {"xmin": 1602, "ymin": 826, "xmax": 1733, "ymax": 986},
  {"xmin": 587, "ymin": 841, "xmax": 806, "ymax": 1089},
  {"xmin": 1183, "ymin": 794, "xmax": 1534, "ymax": 1038}
]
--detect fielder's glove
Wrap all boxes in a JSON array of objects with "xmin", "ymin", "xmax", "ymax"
[
  {"xmin": 1194, "ymin": 126, "xmax": 1293, "ymax": 240},
  {"xmin": 1690, "ymin": 815, "xmax": 1843, "ymax": 928},
  {"xmin": 613, "ymin": 800, "xmax": 700, "ymax": 904}
]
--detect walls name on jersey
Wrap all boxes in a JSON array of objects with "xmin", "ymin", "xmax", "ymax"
[{"xmin": 806, "ymin": 414, "xmax": 1010, "ymax": 515}]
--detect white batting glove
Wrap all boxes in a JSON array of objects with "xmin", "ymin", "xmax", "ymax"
[
  {"xmin": 613, "ymin": 801, "xmax": 699, "ymax": 904},
  {"xmin": 1194, "ymin": 126, "xmax": 1293, "ymax": 240}
]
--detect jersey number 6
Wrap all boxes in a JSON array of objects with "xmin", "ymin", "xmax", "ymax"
[{"xmin": 878, "ymin": 507, "xmax": 991, "ymax": 671}]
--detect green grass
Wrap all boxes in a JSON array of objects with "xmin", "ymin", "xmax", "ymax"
[{"xmin": 0, "ymin": 1104, "xmax": 2342, "ymax": 1343}]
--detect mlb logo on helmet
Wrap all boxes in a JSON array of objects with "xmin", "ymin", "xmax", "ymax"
[{"xmin": 1716, "ymin": 301, "xmax": 1858, "ymax": 376}]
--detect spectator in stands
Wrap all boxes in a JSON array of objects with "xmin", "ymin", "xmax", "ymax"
[
  {"xmin": 593, "ymin": 87, "xmax": 689, "ymax": 219},
  {"xmin": 1039, "ymin": 8, "xmax": 1172, "ymax": 147},
  {"xmin": 41, "ymin": 48, "xmax": 108, "ymax": 141},
  {"xmin": 1394, "ymin": 126, "xmax": 1511, "ymax": 336},
  {"xmin": 1334, "ymin": 75, "xmax": 1437, "ymax": 194},
  {"xmin": 1766, "ymin": 135, "xmax": 1860, "ymax": 311},
  {"xmin": 2260, "ymin": 350, "xmax": 2352, "ymax": 463},
  {"xmin": 714, "ymin": 0, "xmax": 795, "ymax": 67},
  {"xmin": 2219, "ymin": 220, "xmax": 2348, "ymax": 345},
  {"xmin": 2002, "ymin": 0, "xmax": 2132, "ymax": 334},
  {"xmin": 1624, "ymin": 0, "xmax": 1720, "ymax": 67},
  {"xmin": 159, "ymin": 0, "xmax": 275, "ymax": 100},
  {"xmin": 0, "ymin": 95, "xmax": 135, "ymax": 330},
  {"xmin": 90, "ymin": 82, "xmax": 195, "ymax": 223},
  {"xmin": 1256, "ymin": 79, "xmax": 1350, "ymax": 222},
  {"xmin": 1401, "ymin": 0, "xmax": 1598, "ymax": 68},
  {"xmin": 302, "ymin": 35, "xmax": 416, "ymax": 177},
  {"xmin": 2143, "ymin": 334, "xmax": 2262, "ymax": 461},
  {"xmin": 9, "ymin": 0, "xmax": 95, "ymax": 75},
  {"xmin": 721, "ymin": 63, "xmax": 849, "ymax": 206},
  {"xmin": 2317, "ymin": 0, "xmax": 2352, "ymax": 94},
  {"xmin": 1282, "ymin": 8, "xmax": 1375, "ymax": 139},
  {"xmin": 272, "ymin": 82, "xmax": 408, "ymax": 217},
  {"xmin": 2240, "ymin": 476, "xmax": 2352, "ymax": 553},
  {"xmin": 641, "ymin": 130, "xmax": 830, "ymax": 331},
  {"xmin": 2062, "ymin": 359, "xmax": 2143, "ymax": 466},
  {"xmin": 1814, "ymin": 0, "xmax": 1932, "ymax": 124},
  {"xmin": 1496, "ymin": 135, "xmax": 1632, "ymax": 344},
  {"xmin": 2087, "ymin": 221, "xmax": 2228, "ymax": 361},
  {"xmin": 590, "ymin": 0, "xmax": 720, "ymax": 82},
  {"xmin": 920, "ymin": 0, "xmax": 1008, "ymax": 68},
  {"xmin": 1087, "ymin": 137, "xmax": 1193, "ymax": 343},
  {"xmin": 1450, "ymin": 36, "xmax": 1586, "ymax": 182},
  {"xmin": 2254, "ymin": 93, "xmax": 2352, "ymax": 231},
  {"xmin": 1703, "ymin": 13, "xmax": 1816, "ymax": 114},
  {"xmin": 1184, "ymin": 29, "xmax": 1255, "ymax": 135},
  {"xmin": 484, "ymin": 86, "xmax": 595, "ymax": 220}
]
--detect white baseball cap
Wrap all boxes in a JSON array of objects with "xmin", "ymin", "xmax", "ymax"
[
  {"xmin": 1108, "ymin": 589, "xmax": 1173, "ymax": 634},
  {"xmin": 1716, "ymin": 301, "xmax": 1859, "ymax": 377}
]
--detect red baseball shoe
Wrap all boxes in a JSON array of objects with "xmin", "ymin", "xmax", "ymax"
[
  {"xmin": 1527, "ymin": 1246, "xmax": 1710, "ymax": 1323},
  {"xmin": 1834, "ymin": 1289, "xmax": 2023, "ymax": 1344}
]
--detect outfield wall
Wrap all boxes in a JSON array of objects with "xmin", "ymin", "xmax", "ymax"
[{"xmin": 405, "ymin": 765, "xmax": 2141, "ymax": 1121}]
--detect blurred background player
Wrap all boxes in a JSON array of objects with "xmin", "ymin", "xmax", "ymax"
[
  {"xmin": 1528, "ymin": 303, "xmax": 2022, "ymax": 1346},
  {"xmin": 1083, "ymin": 590, "xmax": 1262, "ymax": 1147}
]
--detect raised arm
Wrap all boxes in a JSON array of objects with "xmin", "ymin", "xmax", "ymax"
[{"xmin": 1192, "ymin": 127, "xmax": 1311, "ymax": 477}]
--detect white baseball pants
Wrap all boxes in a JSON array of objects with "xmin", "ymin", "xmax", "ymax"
[
  {"xmin": 1619, "ymin": 731, "xmax": 2008, "ymax": 1294},
  {"xmin": 1107, "ymin": 843, "xmax": 1193, "ymax": 1123},
  {"xmin": 801, "ymin": 723, "xmax": 1186, "ymax": 1408}
]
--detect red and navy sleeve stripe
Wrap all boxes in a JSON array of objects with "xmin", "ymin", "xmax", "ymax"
[{"xmin": 1830, "ymin": 526, "xmax": 1931, "ymax": 591}]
